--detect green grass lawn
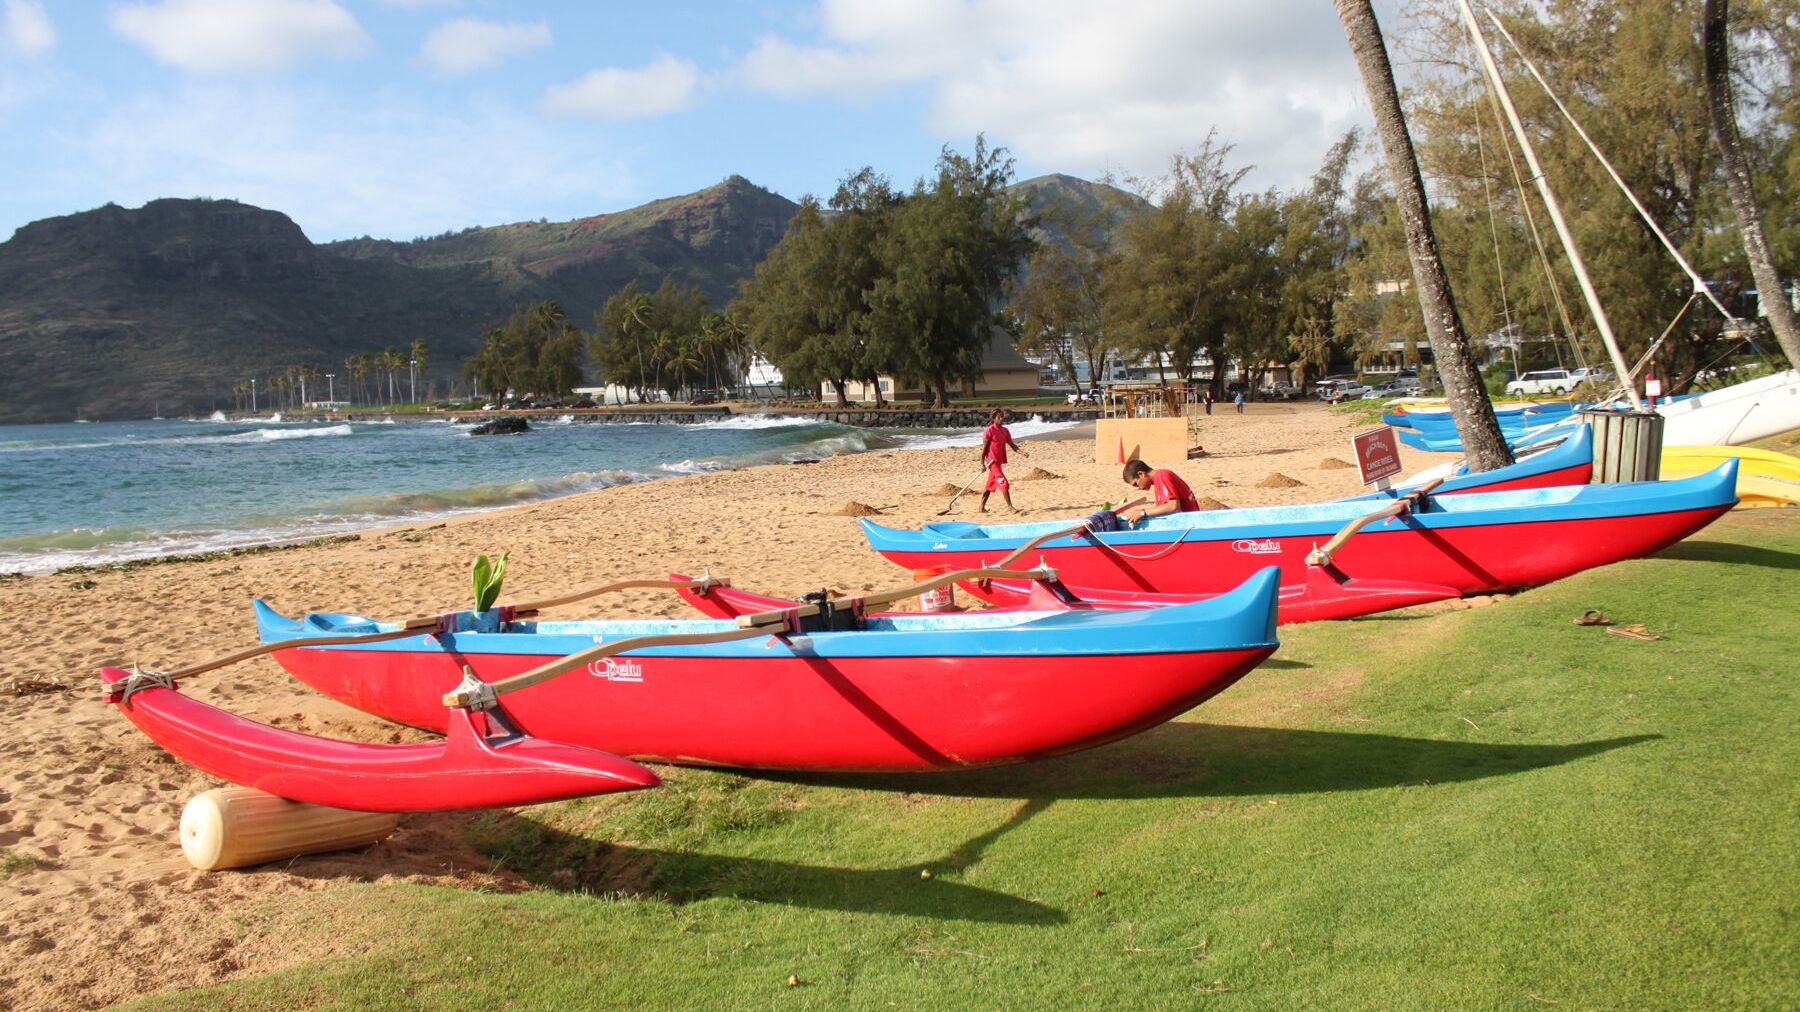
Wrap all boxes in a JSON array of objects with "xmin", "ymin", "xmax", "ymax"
[{"xmin": 132, "ymin": 512, "xmax": 1797, "ymax": 1009}]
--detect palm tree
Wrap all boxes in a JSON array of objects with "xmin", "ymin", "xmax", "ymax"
[
  {"xmin": 1333, "ymin": 0, "xmax": 1511, "ymax": 471},
  {"xmin": 1703, "ymin": 0, "xmax": 1800, "ymax": 368},
  {"xmin": 375, "ymin": 348, "xmax": 401, "ymax": 404},
  {"xmin": 299, "ymin": 364, "xmax": 321, "ymax": 406},
  {"xmin": 624, "ymin": 292, "xmax": 654, "ymax": 402},
  {"xmin": 409, "ymin": 338, "xmax": 431, "ymax": 401},
  {"xmin": 667, "ymin": 334, "xmax": 704, "ymax": 400}
]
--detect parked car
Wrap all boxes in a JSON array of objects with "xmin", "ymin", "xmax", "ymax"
[
  {"xmin": 1314, "ymin": 378, "xmax": 1358, "ymax": 401},
  {"xmin": 1361, "ymin": 382, "xmax": 1405, "ymax": 400},
  {"xmin": 1259, "ymin": 380, "xmax": 1303, "ymax": 401},
  {"xmin": 1505, "ymin": 368, "xmax": 1576, "ymax": 396}
]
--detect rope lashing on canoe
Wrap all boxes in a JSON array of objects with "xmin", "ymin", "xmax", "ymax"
[
  {"xmin": 106, "ymin": 666, "xmax": 177, "ymax": 707},
  {"xmin": 1305, "ymin": 478, "xmax": 1447, "ymax": 569}
]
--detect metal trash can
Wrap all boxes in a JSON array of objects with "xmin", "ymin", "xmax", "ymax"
[{"xmin": 1581, "ymin": 409, "xmax": 1664, "ymax": 483}]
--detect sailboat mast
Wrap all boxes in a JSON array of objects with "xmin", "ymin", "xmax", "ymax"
[
  {"xmin": 1484, "ymin": 10, "xmax": 1737, "ymax": 324},
  {"xmin": 1457, "ymin": 0, "xmax": 1645, "ymax": 410}
]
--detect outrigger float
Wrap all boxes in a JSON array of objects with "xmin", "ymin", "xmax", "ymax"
[{"xmin": 860, "ymin": 462, "xmax": 1739, "ymax": 621}]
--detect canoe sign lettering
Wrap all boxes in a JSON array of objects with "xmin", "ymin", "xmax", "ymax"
[
  {"xmin": 587, "ymin": 657, "xmax": 644, "ymax": 683},
  {"xmin": 1231, "ymin": 539, "xmax": 1281, "ymax": 555}
]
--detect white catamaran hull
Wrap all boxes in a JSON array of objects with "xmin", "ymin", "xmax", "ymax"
[{"xmin": 1659, "ymin": 370, "xmax": 1800, "ymax": 447}]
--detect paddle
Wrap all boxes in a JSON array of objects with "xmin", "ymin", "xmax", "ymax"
[{"xmin": 938, "ymin": 466, "xmax": 989, "ymax": 515}]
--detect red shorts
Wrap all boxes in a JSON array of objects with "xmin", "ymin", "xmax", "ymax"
[{"xmin": 985, "ymin": 463, "xmax": 1008, "ymax": 491}]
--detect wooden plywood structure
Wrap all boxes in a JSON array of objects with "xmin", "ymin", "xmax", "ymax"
[{"xmin": 1095, "ymin": 417, "xmax": 1188, "ymax": 466}]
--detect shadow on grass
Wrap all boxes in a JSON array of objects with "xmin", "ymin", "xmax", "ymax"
[
  {"xmin": 470, "ymin": 798, "xmax": 1065, "ymax": 925},
  {"xmin": 759, "ymin": 724, "xmax": 1661, "ymax": 801},
  {"xmin": 1655, "ymin": 539, "xmax": 1800, "ymax": 571}
]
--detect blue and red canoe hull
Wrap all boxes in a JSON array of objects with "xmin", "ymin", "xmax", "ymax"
[
  {"xmin": 863, "ymin": 463, "xmax": 1738, "ymax": 620},
  {"xmin": 255, "ymin": 570, "xmax": 1282, "ymax": 773}
]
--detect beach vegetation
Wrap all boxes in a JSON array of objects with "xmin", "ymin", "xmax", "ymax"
[
  {"xmin": 121, "ymin": 513, "xmax": 1797, "ymax": 1009},
  {"xmin": 0, "ymin": 850, "xmax": 56, "ymax": 875},
  {"xmin": 463, "ymin": 302, "xmax": 587, "ymax": 401},
  {"xmin": 734, "ymin": 138, "xmax": 1035, "ymax": 407},
  {"xmin": 590, "ymin": 278, "xmax": 747, "ymax": 404},
  {"xmin": 471, "ymin": 552, "xmax": 508, "ymax": 613}
]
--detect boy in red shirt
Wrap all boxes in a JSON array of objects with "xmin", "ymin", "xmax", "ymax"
[
  {"xmin": 978, "ymin": 408, "xmax": 1029, "ymax": 513},
  {"xmin": 1120, "ymin": 458, "xmax": 1200, "ymax": 522}
]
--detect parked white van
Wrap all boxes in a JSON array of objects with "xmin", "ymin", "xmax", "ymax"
[{"xmin": 1505, "ymin": 368, "xmax": 1575, "ymax": 396}]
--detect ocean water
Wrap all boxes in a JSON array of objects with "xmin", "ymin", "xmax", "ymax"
[{"xmin": 0, "ymin": 413, "xmax": 1072, "ymax": 573}]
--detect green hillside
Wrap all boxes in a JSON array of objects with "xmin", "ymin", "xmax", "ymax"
[{"xmin": 0, "ymin": 178, "xmax": 799, "ymax": 423}]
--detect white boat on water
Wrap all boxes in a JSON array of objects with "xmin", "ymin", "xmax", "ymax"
[{"xmin": 1658, "ymin": 369, "xmax": 1800, "ymax": 447}]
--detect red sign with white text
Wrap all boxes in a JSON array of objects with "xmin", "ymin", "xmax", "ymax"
[{"xmin": 1353, "ymin": 426, "xmax": 1403, "ymax": 486}]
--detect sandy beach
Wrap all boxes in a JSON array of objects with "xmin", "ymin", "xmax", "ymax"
[{"xmin": 0, "ymin": 402, "xmax": 1453, "ymax": 1009}]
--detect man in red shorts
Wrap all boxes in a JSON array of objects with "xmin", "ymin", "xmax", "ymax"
[
  {"xmin": 1120, "ymin": 458, "xmax": 1199, "ymax": 523},
  {"xmin": 978, "ymin": 408, "xmax": 1029, "ymax": 513}
]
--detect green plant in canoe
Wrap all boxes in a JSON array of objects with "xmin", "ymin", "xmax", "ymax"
[{"xmin": 472, "ymin": 552, "xmax": 508, "ymax": 613}]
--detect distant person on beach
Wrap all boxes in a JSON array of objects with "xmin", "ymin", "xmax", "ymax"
[
  {"xmin": 1120, "ymin": 459, "xmax": 1200, "ymax": 523},
  {"xmin": 1203, "ymin": 392, "xmax": 1213, "ymax": 415},
  {"xmin": 978, "ymin": 408, "xmax": 1028, "ymax": 513},
  {"xmin": 1234, "ymin": 391, "xmax": 1245, "ymax": 414}
]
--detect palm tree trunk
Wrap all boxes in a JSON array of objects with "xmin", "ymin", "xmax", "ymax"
[
  {"xmin": 1703, "ymin": 0, "xmax": 1800, "ymax": 368},
  {"xmin": 1334, "ymin": 0, "xmax": 1512, "ymax": 471}
]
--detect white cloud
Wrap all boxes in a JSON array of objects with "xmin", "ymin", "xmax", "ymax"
[
  {"xmin": 4, "ymin": 0, "xmax": 55, "ymax": 56},
  {"xmin": 541, "ymin": 53, "xmax": 699, "ymax": 120},
  {"xmin": 419, "ymin": 18, "xmax": 551, "ymax": 76},
  {"xmin": 109, "ymin": 0, "xmax": 370, "ymax": 75},
  {"xmin": 728, "ymin": 0, "xmax": 1378, "ymax": 192}
]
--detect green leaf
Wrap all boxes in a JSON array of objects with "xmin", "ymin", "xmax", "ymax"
[{"xmin": 471, "ymin": 552, "xmax": 508, "ymax": 612}]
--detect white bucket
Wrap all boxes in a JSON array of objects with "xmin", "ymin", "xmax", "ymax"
[{"xmin": 913, "ymin": 569, "xmax": 957, "ymax": 612}]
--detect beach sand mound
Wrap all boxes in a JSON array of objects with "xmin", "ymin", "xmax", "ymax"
[
  {"xmin": 931, "ymin": 483, "xmax": 964, "ymax": 495},
  {"xmin": 833, "ymin": 501, "xmax": 886, "ymax": 516},
  {"xmin": 1018, "ymin": 467, "xmax": 1062, "ymax": 480},
  {"xmin": 1192, "ymin": 496, "xmax": 1229, "ymax": 510},
  {"xmin": 1318, "ymin": 457, "xmax": 1355, "ymax": 470},
  {"xmin": 1257, "ymin": 472, "xmax": 1306, "ymax": 488}
]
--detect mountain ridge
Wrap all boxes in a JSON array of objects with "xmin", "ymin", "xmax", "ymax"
[
  {"xmin": 0, "ymin": 177, "xmax": 800, "ymax": 423},
  {"xmin": 0, "ymin": 173, "xmax": 1144, "ymax": 423}
]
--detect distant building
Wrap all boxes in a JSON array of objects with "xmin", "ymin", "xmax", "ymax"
[{"xmin": 828, "ymin": 328, "xmax": 1041, "ymax": 403}]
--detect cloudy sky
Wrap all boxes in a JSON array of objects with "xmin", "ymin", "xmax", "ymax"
[{"xmin": 0, "ymin": 0, "xmax": 1400, "ymax": 243}]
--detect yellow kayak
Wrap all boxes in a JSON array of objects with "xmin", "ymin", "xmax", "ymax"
[{"xmin": 1661, "ymin": 445, "xmax": 1800, "ymax": 508}]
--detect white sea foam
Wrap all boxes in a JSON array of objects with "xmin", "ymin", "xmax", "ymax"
[
  {"xmin": 895, "ymin": 416, "xmax": 1076, "ymax": 450},
  {"xmin": 684, "ymin": 414, "xmax": 817, "ymax": 431},
  {"xmin": 254, "ymin": 424, "xmax": 354, "ymax": 441}
]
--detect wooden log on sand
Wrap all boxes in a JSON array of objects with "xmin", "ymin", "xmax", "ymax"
[{"xmin": 179, "ymin": 786, "xmax": 398, "ymax": 871}]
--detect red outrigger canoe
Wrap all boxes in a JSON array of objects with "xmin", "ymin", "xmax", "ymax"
[
  {"xmin": 861, "ymin": 463, "xmax": 1739, "ymax": 621},
  {"xmin": 249, "ymin": 568, "xmax": 1282, "ymax": 774}
]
